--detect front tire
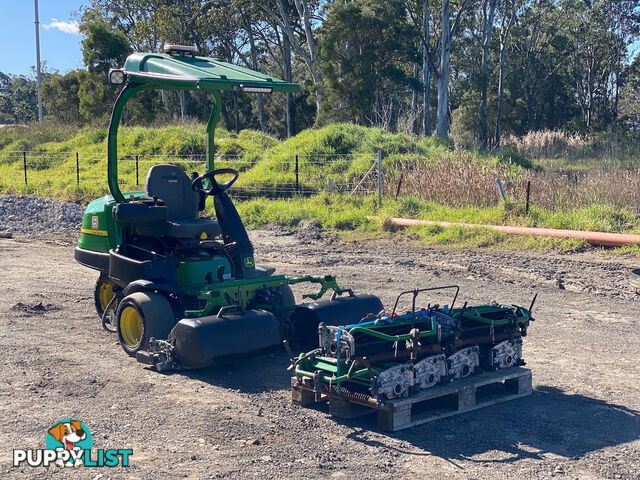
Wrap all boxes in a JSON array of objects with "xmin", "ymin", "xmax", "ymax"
[{"xmin": 115, "ymin": 292, "xmax": 176, "ymax": 356}]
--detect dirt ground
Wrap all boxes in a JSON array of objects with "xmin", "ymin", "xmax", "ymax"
[{"xmin": 1, "ymin": 227, "xmax": 639, "ymax": 479}]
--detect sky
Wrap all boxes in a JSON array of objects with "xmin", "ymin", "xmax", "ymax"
[{"xmin": 0, "ymin": 0, "xmax": 88, "ymax": 76}]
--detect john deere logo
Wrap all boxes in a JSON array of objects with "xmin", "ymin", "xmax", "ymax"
[
  {"xmin": 244, "ymin": 256, "xmax": 255, "ymax": 268},
  {"xmin": 12, "ymin": 419, "xmax": 132, "ymax": 469},
  {"xmin": 91, "ymin": 216, "xmax": 99, "ymax": 229}
]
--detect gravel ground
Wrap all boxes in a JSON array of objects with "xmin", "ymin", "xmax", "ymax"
[
  {"xmin": 1, "ymin": 196, "xmax": 639, "ymax": 479},
  {"xmin": 0, "ymin": 195, "xmax": 84, "ymax": 237}
]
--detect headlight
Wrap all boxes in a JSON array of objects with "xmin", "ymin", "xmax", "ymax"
[
  {"xmin": 235, "ymin": 85, "xmax": 273, "ymax": 94},
  {"xmin": 108, "ymin": 69, "xmax": 126, "ymax": 85}
]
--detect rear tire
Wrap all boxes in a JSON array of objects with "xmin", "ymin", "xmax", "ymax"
[
  {"xmin": 94, "ymin": 274, "xmax": 117, "ymax": 318},
  {"xmin": 115, "ymin": 292, "xmax": 176, "ymax": 356}
]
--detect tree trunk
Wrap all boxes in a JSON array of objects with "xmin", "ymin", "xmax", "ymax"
[
  {"xmin": 292, "ymin": 0, "xmax": 323, "ymax": 110},
  {"xmin": 233, "ymin": 90, "xmax": 239, "ymax": 134},
  {"xmin": 273, "ymin": 0, "xmax": 323, "ymax": 115},
  {"xmin": 422, "ymin": 0, "xmax": 431, "ymax": 136},
  {"xmin": 525, "ymin": 66, "xmax": 535, "ymax": 131},
  {"xmin": 220, "ymin": 91, "xmax": 232, "ymax": 130},
  {"xmin": 495, "ymin": 10, "xmax": 513, "ymax": 147},
  {"xmin": 495, "ymin": 60, "xmax": 505, "ymax": 146},
  {"xmin": 613, "ymin": 60, "xmax": 620, "ymax": 129},
  {"xmin": 245, "ymin": 16, "xmax": 266, "ymax": 132},
  {"xmin": 479, "ymin": 0, "xmax": 499, "ymax": 148},
  {"xmin": 283, "ymin": 33, "xmax": 295, "ymax": 138},
  {"xmin": 178, "ymin": 91, "xmax": 187, "ymax": 122},
  {"xmin": 437, "ymin": 0, "xmax": 451, "ymax": 137},
  {"xmin": 412, "ymin": 62, "xmax": 419, "ymax": 134}
]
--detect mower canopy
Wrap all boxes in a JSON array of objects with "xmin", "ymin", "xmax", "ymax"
[
  {"xmin": 107, "ymin": 46, "xmax": 300, "ymax": 203},
  {"xmin": 114, "ymin": 50, "xmax": 300, "ymax": 93}
]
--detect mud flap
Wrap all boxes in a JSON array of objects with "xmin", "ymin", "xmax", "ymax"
[
  {"xmin": 169, "ymin": 309, "xmax": 281, "ymax": 369},
  {"xmin": 291, "ymin": 291, "xmax": 384, "ymax": 349}
]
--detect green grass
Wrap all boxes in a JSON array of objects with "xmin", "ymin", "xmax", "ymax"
[
  {"xmin": 0, "ymin": 122, "xmax": 534, "ymax": 203},
  {"xmin": 2, "ymin": 122, "xmax": 639, "ymax": 253},
  {"xmin": 234, "ymin": 194, "xmax": 640, "ymax": 253}
]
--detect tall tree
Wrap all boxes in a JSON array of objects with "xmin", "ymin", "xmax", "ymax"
[
  {"xmin": 318, "ymin": 0, "xmax": 418, "ymax": 127},
  {"xmin": 437, "ymin": 0, "xmax": 471, "ymax": 137},
  {"xmin": 242, "ymin": 13, "xmax": 267, "ymax": 132},
  {"xmin": 407, "ymin": 0, "xmax": 438, "ymax": 136},
  {"xmin": 42, "ymin": 71, "xmax": 82, "ymax": 125},
  {"xmin": 263, "ymin": 0, "xmax": 324, "ymax": 116},
  {"xmin": 478, "ymin": 0, "xmax": 499, "ymax": 147},
  {"xmin": 411, "ymin": 61, "xmax": 419, "ymax": 134},
  {"xmin": 494, "ymin": 0, "xmax": 517, "ymax": 146},
  {"xmin": 422, "ymin": 0, "xmax": 433, "ymax": 136},
  {"xmin": 0, "ymin": 73, "xmax": 41, "ymax": 124}
]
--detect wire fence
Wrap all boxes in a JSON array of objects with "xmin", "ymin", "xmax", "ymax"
[
  {"xmin": 0, "ymin": 150, "xmax": 383, "ymax": 202},
  {"xmin": 2, "ymin": 149, "xmax": 639, "ymax": 213}
]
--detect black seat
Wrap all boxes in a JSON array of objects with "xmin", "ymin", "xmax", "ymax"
[{"xmin": 145, "ymin": 165, "xmax": 220, "ymax": 239}]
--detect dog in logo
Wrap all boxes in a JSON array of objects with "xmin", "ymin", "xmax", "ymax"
[{"xmin": 47, "ymin": 421, "xmax": 86, "ymax": 468}]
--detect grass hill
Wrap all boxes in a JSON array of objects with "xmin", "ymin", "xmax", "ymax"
[{"xmin": 1, "ymin": 121, "xmax": 639, "ymax": 252}]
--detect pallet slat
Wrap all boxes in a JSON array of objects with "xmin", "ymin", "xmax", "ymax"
[{"xmin": 292, "ymin": 367, "xmax": 533, "ymax": 432}]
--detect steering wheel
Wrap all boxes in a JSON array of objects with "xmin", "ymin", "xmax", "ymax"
[{"xmin": 191, "ymin": 168, "xmax": 239, "ymax": 196}]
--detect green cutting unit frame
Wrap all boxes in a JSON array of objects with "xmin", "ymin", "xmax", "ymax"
[
  {"xmin": 74, "ymin": 45, "xmax": 382, "ymax": 370},
  {"xmin": 292, "ymin": 286, "xmax": 535, "ymax": 403}
]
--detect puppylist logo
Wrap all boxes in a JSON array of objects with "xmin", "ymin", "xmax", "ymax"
[{"xmin": 13, "ymin": 419, "xmax": 133, "ymax": 469}]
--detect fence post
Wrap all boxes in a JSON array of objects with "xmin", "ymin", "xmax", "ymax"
[
  {"xmin": 496, "ymin": 178, "xmax": 506, "ymax": 201},
  {"xmin": 377, "ymin": 150, "xmax": 382, "ymax": 207},
  {"xmin": 136, "ymin": 155, "xmax": 139, "ymax": 186},
  {"xmin": 525, "ymin": 180, "xmax": 531, "ymax": 214},
  {"xmin": 76, "ymin": 152, "xmax": 80, "ymax": 186},
  {"xmin": 23, "ymin": 151, "xmax": 27, "ymax": 185},
  {"xmin": 395, "ymin": 172, "xmax": 403, "ymax": 199},
  {"xmin": 295, "ymin": 155, "xmax": 299, "ymax": 195}
]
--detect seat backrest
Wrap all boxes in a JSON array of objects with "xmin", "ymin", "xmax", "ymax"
[{"xmin": 145, "ymin": 165, "xmax": 198, "ymax": 220}]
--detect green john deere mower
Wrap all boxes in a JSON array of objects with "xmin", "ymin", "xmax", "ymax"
[{"xmin": 75, "ymin": 45, "xmax": 382, "ymax": 370}]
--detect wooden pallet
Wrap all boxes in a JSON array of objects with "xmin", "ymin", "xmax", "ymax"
[{"xmin": 292, "ymin": 367, "xmax": 532, "ymax": 432}]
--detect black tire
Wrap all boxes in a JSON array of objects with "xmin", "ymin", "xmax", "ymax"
[
  {"xmin": 277, "ymin": 285, "xmax": 296, "ymax": 309},
  {"xmin": 115, "ymin": 292, "xmax": 176, "ymax": 356},
  {"xmin": 94, "ymin": 274, "xmax": 118, "ymax": 318},
  {"xmin": 275, "ymin": 285, "xmax": 296, "ymax": 341},
  {"xmin": 631, "ymin": 268, "xmax": 640, "ymax": 295}
]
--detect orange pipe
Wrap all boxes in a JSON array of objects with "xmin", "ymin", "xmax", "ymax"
[{"xmin": 383, "ymin": 217, "xmax": 640, "ymax": 247}]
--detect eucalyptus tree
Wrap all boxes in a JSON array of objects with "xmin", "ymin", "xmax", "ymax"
[
  {"xmin": 478, "ymin": 0, "xmax": 499, "ymax": 147},
  {"xmin": 436, "ymin": 0, "xmax": 473, "ymax": 137},
  {"xmin": 494, "ymin": 0, "xmax": 519, "ymax": 146}
]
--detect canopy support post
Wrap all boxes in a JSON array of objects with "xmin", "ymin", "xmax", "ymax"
[{"xmin": 108, "ymin": 82, "xmax": 150, "ymax": 203}]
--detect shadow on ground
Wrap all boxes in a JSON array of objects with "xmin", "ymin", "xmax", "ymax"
[
  {"xmin": 167, "ymin": 348, "xmax": 293, "ymax": 394},
  {"xmin": 344, "ymin": 385, "xmax": 640, "ymax": 463},
  {"xmin": 157, "ymin": 351, "xmax": 640, "ymax": 462}
]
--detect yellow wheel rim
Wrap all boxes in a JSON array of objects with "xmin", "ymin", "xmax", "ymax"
[
  {"xmin": 99, "ymin": 282, "xmax": 116, "ymax": 312},
  {"xmin": 120, "ymin": 306, "xmax": 143, "ymax": 348}
]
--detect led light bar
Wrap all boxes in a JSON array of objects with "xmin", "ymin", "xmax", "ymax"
[
  {"xmin": 163, "ymin": 44, "xmax": 198, "ymax": 55},
  {"xmin": 236, "ymin": 85, "xmax": 273, "ymax": 94},
  {"xmin": 108, "ymin": 69, "xmax": 126, "ymax": 85}
]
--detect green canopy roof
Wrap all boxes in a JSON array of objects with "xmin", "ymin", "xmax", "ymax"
[
  {"xmin": 108, "ymin": 48, "xmax": 298, "ymax": 203},
  {"xmin": 122, "ymin": 52, "xmax": 300, "ymax": 93}
]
